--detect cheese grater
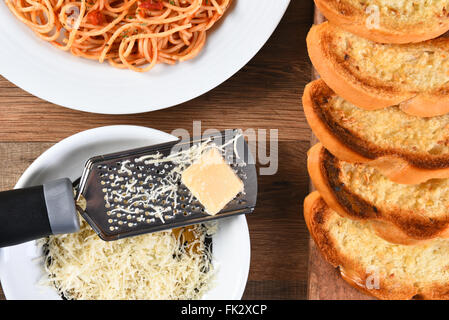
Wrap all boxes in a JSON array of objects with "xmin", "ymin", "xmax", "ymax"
[{"xmin": 0, "ymin": 130, "xmax": 257, "ymax": 247}]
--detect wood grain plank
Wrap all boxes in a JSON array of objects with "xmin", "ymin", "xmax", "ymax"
[
  {"xmin": 243, "ymin": 280, "xmax": 307, "ymax": 300},
  {"xmin": 247, "ymin": 141, "xmax": 310, "ymax": 284},
  {"xmin": 0, "ymin": 142, "xmax": 54, "ymax": 191}
]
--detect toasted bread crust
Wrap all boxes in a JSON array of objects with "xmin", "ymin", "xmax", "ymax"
[
  {"xmin": 308, "ymin": 143, "xmax": 449, "ymax": 241},
  {"xmin": 303, "ymin": 79, "xmax": 449, "ymax": 184},
  {"xmin": 400, "ymin": 92, "xmax": 449, "ymax": 117},
  {"xmin": 307, "ymin": 22, "xmax": 449, "ymax": 117},
  {"xmin": 305, "ymin": 192, "xmax": 449, "ymax": 300},
  {"xmin": 307, "ymin": 22, "xmax": 410, "ymax": 110},
  {"xmin": 303, "ymin": 80, "xmax": 370, "ymax": 163},
  {"xmin": 305, "ymin": 192, "xmax": 416, "ymax": 300},
  {"xmin": 314, "ymin": 0, "xmax": 449, "ymax": 44}
]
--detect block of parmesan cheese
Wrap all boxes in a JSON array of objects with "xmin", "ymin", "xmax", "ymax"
[{"xmin": 181, "ymin": 147, "xmax": 244, "ymax": 215}]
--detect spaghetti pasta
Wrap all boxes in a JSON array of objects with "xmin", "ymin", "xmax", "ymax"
[{"xmin": 6, "ymin": 0, "xmax": 231, "ymax": 72}]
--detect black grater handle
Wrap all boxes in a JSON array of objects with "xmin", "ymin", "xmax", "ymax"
[{"xmin": 0, "ymin": 179, "xmax": 80, "ymax": 248}]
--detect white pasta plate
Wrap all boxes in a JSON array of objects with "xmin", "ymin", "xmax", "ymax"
[{"xmin": 0, "ymin": 1, "xmax": 290, "ymax": 114}]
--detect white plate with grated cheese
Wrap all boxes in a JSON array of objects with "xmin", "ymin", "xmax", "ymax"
[{"xmin": 0, "ymin": 125, "xmax": 251, "ymax": 300}]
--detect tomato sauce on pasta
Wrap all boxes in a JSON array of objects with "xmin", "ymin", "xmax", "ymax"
[{"xmin": 6, "ymin": 0, "xmax": 231, "ymax": 72}]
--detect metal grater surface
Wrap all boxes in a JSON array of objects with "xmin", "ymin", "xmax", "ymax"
[{"xmin": 76, "ymin": 130, "xmax": 257, "ymax": 241}]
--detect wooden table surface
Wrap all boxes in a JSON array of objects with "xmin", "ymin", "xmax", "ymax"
[{"xmin": 0, "ymin": 0, "xmax": 315, "ymax": 300}]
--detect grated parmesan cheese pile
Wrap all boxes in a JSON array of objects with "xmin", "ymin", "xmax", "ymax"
[{"xmin": 39, "ymin": 219, "xmax": 217, "ymax": 300}]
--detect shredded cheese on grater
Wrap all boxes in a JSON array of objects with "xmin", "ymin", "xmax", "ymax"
[
  {"xmin": 38, "ymin": 220, "xmax": 217, "ymax": 300},
  {"xmin": 103, "ymin": 132, "xmax": 244, "ymax": 229}
]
